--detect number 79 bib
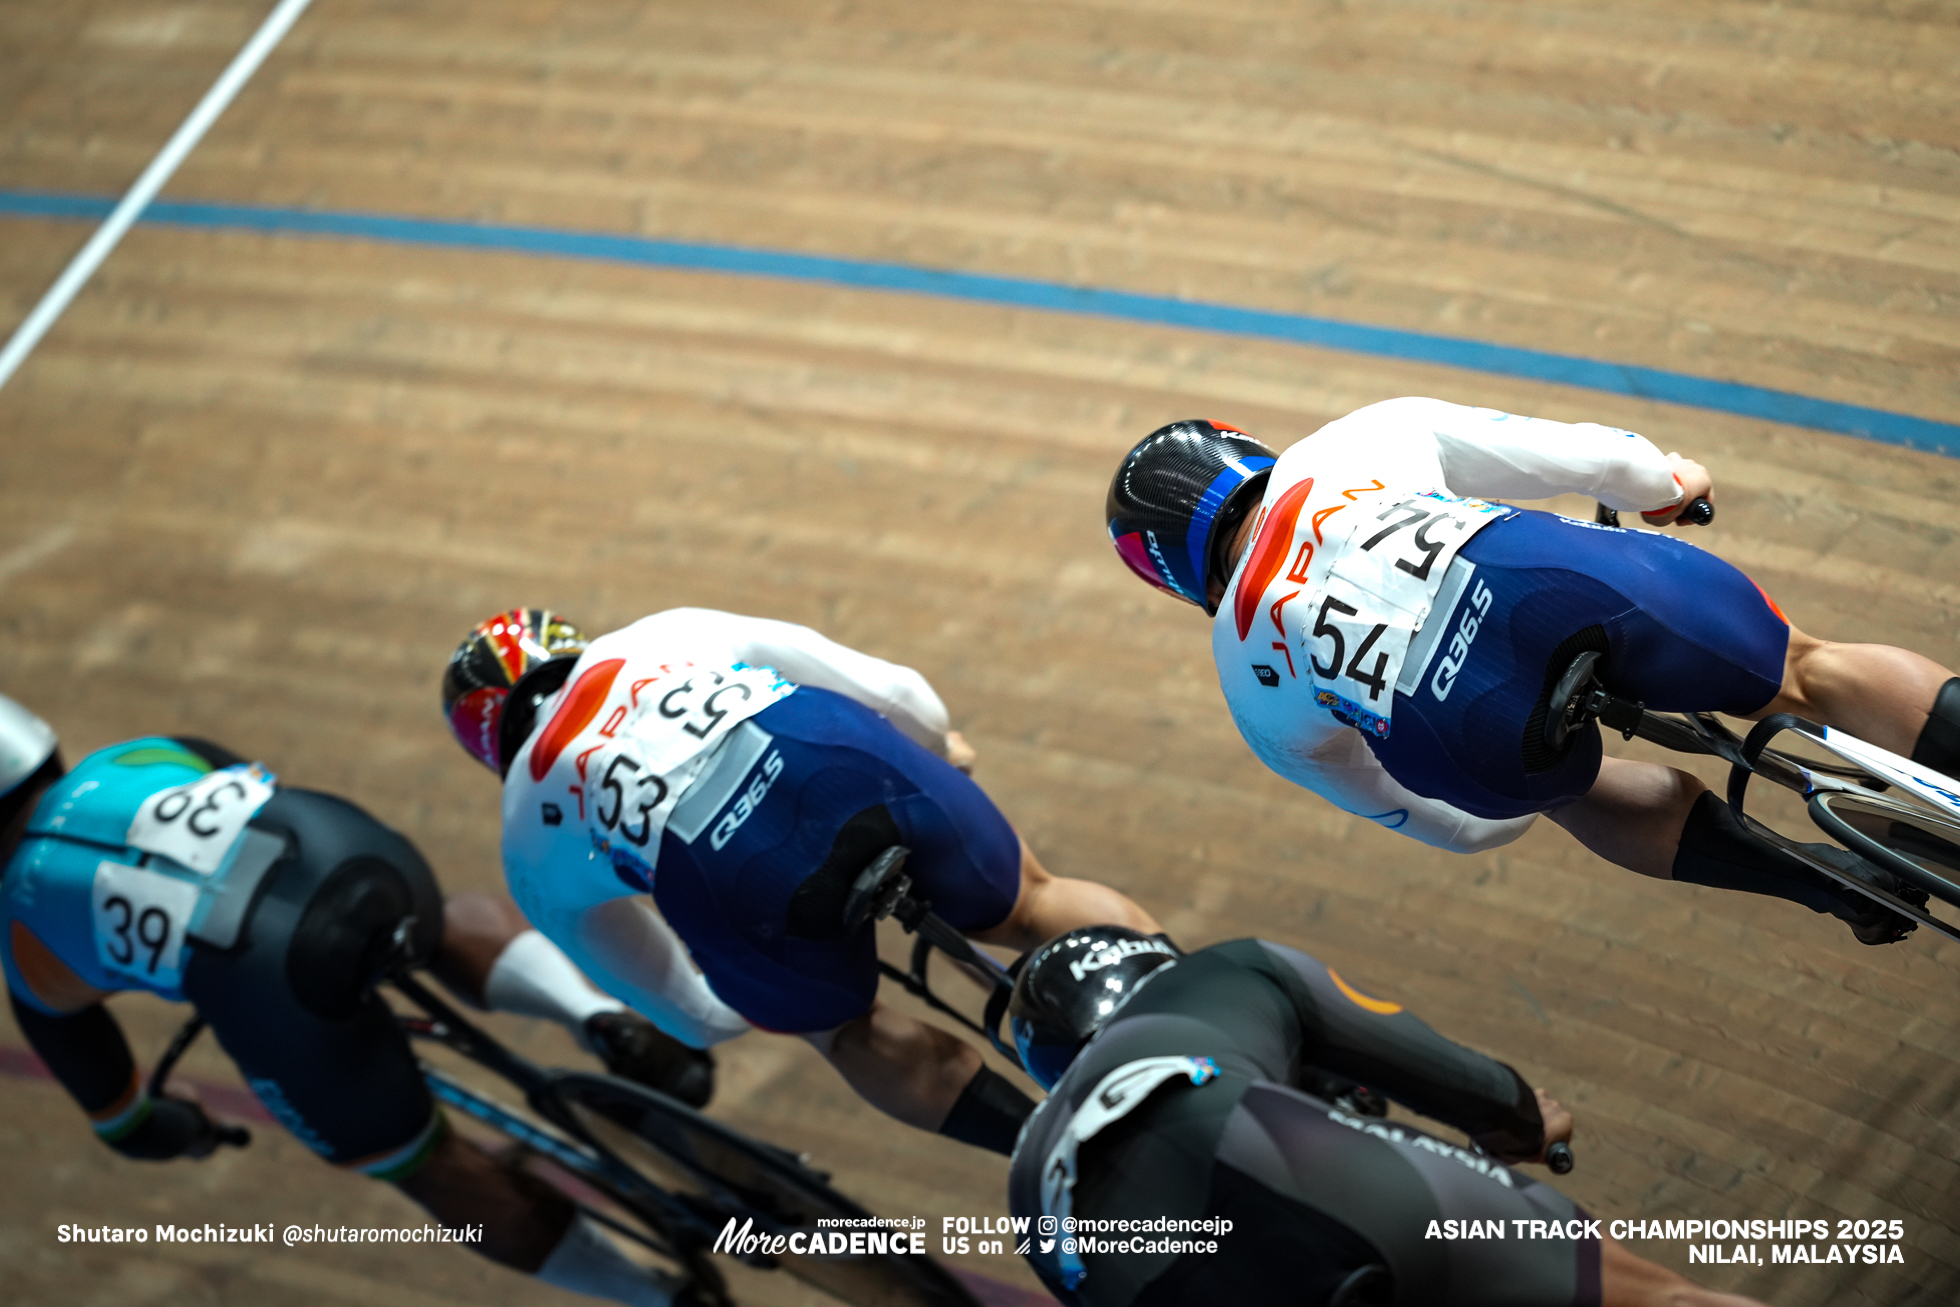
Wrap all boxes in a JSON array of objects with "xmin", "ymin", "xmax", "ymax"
[{"xmin": 1302, "ymin": 495, "xmax": 1506, "ymax": 737}]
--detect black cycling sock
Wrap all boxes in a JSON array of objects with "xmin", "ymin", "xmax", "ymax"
[
  {"xmin": 937, "ymin": 1065, "xmax": 1036, "ymax": 1156},
  {"xmin": 1910, "ymin": 677, "xmax": 1960, "ymax": 779},
  {"xmin": 1670, "ymin": 792, "xmax": 1846, "ymax": 916}
]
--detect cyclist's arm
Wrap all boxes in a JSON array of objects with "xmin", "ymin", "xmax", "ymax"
[
  {"xmin": 6, "ymin": 982, "xmax": 221, "ymax": 1158},
  {"xmin": 1256, "ymin": 940, "xmax": 1545, "ymax": 1159},
  {"xmin": 662, "ymin": 608, "xmax": 954, "ymax": 756},
  {"xmin": 7, "ymin": 987, "xmax": 144, "ymax": 1130},
  {"xmin": 1234, "ymin": 715, "xmax": 1535, "ymax": 853},
  {"xmin": 1357, "ymin": 396, "xmax": 1682, "ymax": 513}
]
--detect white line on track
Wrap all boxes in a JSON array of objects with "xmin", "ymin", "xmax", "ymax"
[{"xmin": 0, "ymin": 0, "xmax": 316, "ymax": 392}]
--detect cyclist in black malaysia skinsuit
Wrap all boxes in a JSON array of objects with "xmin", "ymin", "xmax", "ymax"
[{"xmin": 1005, "ymin": 930, "xmax": 1771, "ymax": 1307}]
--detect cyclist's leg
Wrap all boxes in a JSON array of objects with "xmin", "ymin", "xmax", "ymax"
[
  {"xmin": 965, "ymin": 839, "xmax": 1163, "ymax": 951},
  {"xmin": 1547, "ymin": 757, "xmax": 1708, "ymax": 879},
  {"xmin": 1747, "ymin": 624, "xmax": 1954, "ymax": 757},
  {"xmin": 432, "ymin": 889, "xmax": 713, "ymax": 1103},
  {"xmin": 394, "ymin": 1125, "xmax": 572, "ymax": 1267},
  {"xmin": 803, "ymin": 998, "xmax": 983, "ymax": 1130},
  {"xmin": 397, "ymin": 1129, "xmax": 680, "ymax": 1305},
  {"xmin": 1548, "ymin": 760, "xmax": 1899, "ymax": 932}
]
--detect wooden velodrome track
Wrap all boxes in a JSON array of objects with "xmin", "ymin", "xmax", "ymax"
[{"xmin": 3, "ymin": 1, "xmax": 1958, "ymax": 1304}]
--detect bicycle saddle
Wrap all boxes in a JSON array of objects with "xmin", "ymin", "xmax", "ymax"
[
  {"xmin": 840, "ymin": 844, "xmax": 913, "ymax": 934},
  {"xmin": 1545, "ymin": 650, "xmax": 1645, "ymax": 754}
]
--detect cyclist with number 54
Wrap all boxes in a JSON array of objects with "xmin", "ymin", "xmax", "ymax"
[
  {"xmin": 0, "ymin": 694, "xmax": 715, "ymax": 1307},
  {"xmin": 1107, "ymin": 398, "xmax": 1960, "ymax": 946}
]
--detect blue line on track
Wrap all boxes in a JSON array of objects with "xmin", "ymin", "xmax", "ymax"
[{"xmin": 6, "ymin": 187, "xmax": 1958, "ymax": 456}]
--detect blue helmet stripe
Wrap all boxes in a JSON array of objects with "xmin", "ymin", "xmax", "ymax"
[{"xmin": 1182, "ymin": 456, "xmax": 1276, "ymax": 596}]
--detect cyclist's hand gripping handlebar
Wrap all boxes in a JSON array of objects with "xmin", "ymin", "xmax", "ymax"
[{"xmin": 1594, "ymin": 498, "xmax": 1714, "ymax": 528}]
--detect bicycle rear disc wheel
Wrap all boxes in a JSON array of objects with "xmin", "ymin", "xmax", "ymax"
[{"xmin": 545, "ymin": 1072, "xmax": 979, "ymax": 1307}]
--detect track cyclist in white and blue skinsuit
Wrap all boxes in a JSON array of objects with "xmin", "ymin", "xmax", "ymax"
[
  {"xmin": 442, "ymin": 607, "xmax": 1163, "ymax": 1155},
  {"xmin": 0, "ymin": 696, "xmax": 707, "ymax": 1307},
  {"xmin": 1108, "ymin": 397, "xmax": 1960, "ymax": 945}
]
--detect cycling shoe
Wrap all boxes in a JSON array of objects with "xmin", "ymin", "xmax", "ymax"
[
  {"xmin": 585, "ymin": 1010, "xmax": 717, "ymax": 1107},
  {"xmin": 1806, "ymin": 844, "xmax": 1927, "ymax": 946}
]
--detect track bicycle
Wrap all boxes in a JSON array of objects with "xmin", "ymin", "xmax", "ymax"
[
  {"xmin": 145, "ymin": 949, "xmax": 981, "ymax": 1307},
  {"xmin": 1573, "ymin": 498, "xmax": 1960, "ymax": 943}
]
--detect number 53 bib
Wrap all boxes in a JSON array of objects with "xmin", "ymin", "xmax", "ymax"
[
  {"xmin": 1302, "ymin": 494, "xmax": 1508, "ymax": 738},
  {"xmin": 581, "ymin": 662, "xmax": 793, "ymax": 884}
]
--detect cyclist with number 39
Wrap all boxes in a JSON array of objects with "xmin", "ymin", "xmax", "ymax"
[
  {"xmin": 0, "ymin": 695, "xmax": 712, "ymax": 1307},
  {"xmin": 1108, "ymin": 398, "xmax": 1960, "ymax": 945}
]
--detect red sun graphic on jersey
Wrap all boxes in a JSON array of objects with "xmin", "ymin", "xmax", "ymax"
[{"xmin": 1234, "ymin": 478, "xmax": 1314, "ymax": 641}]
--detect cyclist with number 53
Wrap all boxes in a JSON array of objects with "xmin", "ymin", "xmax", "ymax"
[
  {"xmin": 1107, "ymin": 398, "xmax": 1960, "ymax": 946},
  {"xmin": 442, "ymin": 606, "xmax": 1162, "ymax": 1155},
  {"xmin": 0, "ymin": 694, "xmax": 713, "ymax": 1307}
]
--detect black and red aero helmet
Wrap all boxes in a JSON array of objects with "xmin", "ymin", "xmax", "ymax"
[
  {"xmin": 1107, "ymin": 420, "xmax": 1276, "ymax": 614},
  {"xmin": 442, "ymin": 609, "xmax": 589, "ymax": 774}
]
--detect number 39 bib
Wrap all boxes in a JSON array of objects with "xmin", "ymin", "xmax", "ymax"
[
  {"xmin": 1302, "ymin": 494, "xmax": 1507, "ymax": 737},
  {"xmin": 92, "ymin": 763, "xmax": 279, "ymax": 988}
]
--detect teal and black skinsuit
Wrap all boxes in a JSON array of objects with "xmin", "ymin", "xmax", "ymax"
[
  {"xmin": 2, "ymin": 737, "xmax": 444, "ymax": 1176},
  {"xmin": 1008, "ymin": 939, "xmax": 1598, "ymax": 1307}
]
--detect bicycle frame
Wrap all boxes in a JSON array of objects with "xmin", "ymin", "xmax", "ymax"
[{"xmin": 1630, "ymin": 709, "xmax": 1960, "ymax": 944}]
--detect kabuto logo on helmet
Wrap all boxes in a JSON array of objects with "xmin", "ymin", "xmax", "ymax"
[{"xmin": 1067, "ymin": 935, "xmax": 1178, "ymax": 982}]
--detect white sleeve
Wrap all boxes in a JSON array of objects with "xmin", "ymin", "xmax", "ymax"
[
  {"xmin": 1237, "ymin": 716, "xmax": 1536, "ymax": 854},
  {"xmin": 674, "ymin": 609, "xmax": 953, "ymax": 755},
  {"xmin": 1364, "ymin": 397, "xmax": 1682, "ymax": 513}
]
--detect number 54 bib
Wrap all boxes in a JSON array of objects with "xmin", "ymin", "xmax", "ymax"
[{"xmin": 1302, "ymin": 494, "xmax": 1508, "ymax": 738}]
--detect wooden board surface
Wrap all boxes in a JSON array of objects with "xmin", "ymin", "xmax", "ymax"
[{"xmin": 3, "ymin": 2, "xmax": 1958, "ymax": 1304}]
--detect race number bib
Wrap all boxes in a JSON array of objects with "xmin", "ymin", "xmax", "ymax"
[
  {"xmin": 585, "ymin": 663, "xmax": 792, "ymax": 881},
  {"xmin": 1306, "ymin": 495, "xmax": 1504, "ymax": 737},
  {"xmin": 91, "ymin": 861, "xmax": 202, "ymax": 987},
  {"xmin": 126, "ymin": 764, "xmax": 276, "ymax": 875}
]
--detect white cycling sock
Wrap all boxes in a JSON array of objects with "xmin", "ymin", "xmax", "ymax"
[
  {"xmin": 484, "ymin": 929, "xmax": 624, "ymax": 1047},
  {"xmin": 536, "ymin": 1214, "xmax": 678, "ymax": 1307}
]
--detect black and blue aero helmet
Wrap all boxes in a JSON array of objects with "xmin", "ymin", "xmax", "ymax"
[
  {"xmin": 1107, "ymin": 421, "xmax": 1276, "ymax": 614},
  {"xmin": 1008, "ymin": 927, "xmax": 1181, "ymax": 1090}
]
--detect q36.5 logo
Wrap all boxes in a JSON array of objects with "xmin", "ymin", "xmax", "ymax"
[{"xmin": 1429, "ymin": 580, "xmax": 1494, "ymax": 702}]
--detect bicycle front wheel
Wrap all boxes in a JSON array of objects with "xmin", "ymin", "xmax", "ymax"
[{"xmin": 544, "ymin": 1072, "xmax": 978, "ymax": 1307}]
